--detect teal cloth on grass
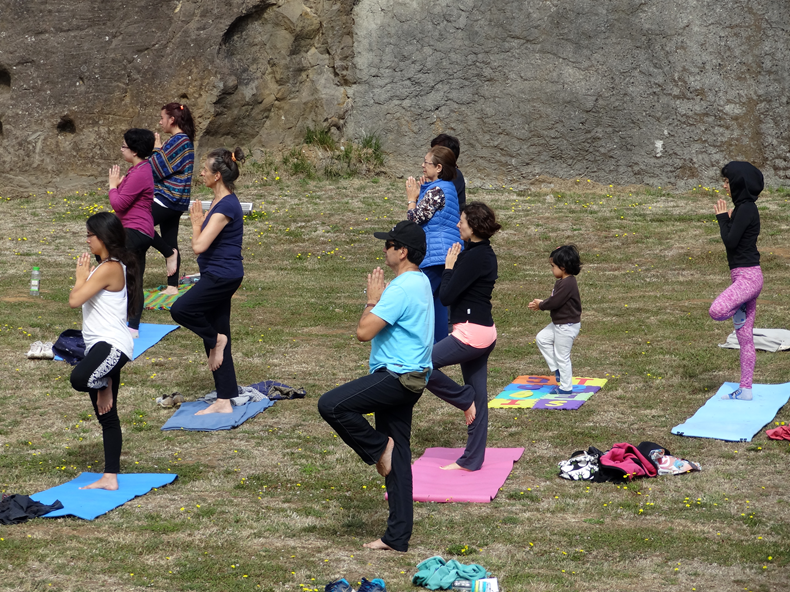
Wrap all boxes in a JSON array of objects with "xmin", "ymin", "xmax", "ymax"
[{"xmin": 412, "ymin": 556, "xmax": 490, "ymax": 590}]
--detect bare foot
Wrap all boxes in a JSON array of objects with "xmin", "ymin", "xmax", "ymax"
[
  {"xmin": 79, "ymin": 473, "xmax": 119, "ymax": 490},
  {"xmin": 375, "ymin": 437, "xmax": 394, "ymax": 477},
  {"xmin": 166, "ymin": 249, "xmax": 178, "ymax": 276},
  {"xmin": 464, "ymin": 401, "xmax": 477, "ymax": 425},
  {"xmin": 208, "ymin": 334, "xmax": 228, "ymax": 372},
  {"xmin": 440, "ymin": 462, "xmax": 472, "ymax": 471},
  {"xmin": 363, "ymin": 538, "xmax": 396, "ymax": 551},
  {"xmin": 161, "ymin": 285, "xmax": 179, "ymax": 296},
  {"xmin": 195, "ymin": 399, "xmax": 233, "ymax": 415},
  {"xmin": 96, "ymin": 379, "xmax": 113, "ymax": 415}
]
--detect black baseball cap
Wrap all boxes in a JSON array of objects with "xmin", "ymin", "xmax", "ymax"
[{"xmin": 373, "ymin": 220, "xmax": 426, "ymax": 253}]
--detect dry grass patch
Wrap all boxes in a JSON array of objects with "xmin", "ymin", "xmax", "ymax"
[{"xmin": 1, "ymin": 179, "xmax": 789, "ymax": 591}]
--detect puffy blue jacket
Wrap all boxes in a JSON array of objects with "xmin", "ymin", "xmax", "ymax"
[{"xmin": 418, "ymin": 179, "xmax": 461, "ymax": 268}]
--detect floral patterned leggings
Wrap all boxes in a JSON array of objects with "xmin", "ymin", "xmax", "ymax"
[{"xmin": 709, "ymin": 266, "xmax": 763, "ymax": 389}]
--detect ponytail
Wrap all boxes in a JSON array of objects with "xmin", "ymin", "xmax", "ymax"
[{"xmin": 161, "ymin": 102, "xmax": 195, "ymax": 142}]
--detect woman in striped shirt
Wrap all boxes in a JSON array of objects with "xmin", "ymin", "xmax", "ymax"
[{"xmin": 150, "ymin": 102, "xmax": 195, "ymax": 295}]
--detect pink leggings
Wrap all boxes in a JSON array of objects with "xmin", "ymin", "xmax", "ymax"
[{"xmin": 709, "ymin": 266, "xmax": 763, "ymax": 388}]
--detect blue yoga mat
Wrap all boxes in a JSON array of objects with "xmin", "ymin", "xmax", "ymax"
[
  {"xmin": 672, "ymin": 382, "xmax": 790, "ymax": 442},
  {"xmin": 54, "ymin": 323, "xmax": 179, "ymax": 362},
  {"xmin": 30, "ymin": 472, "xmax": 177, "ymax": 520},
  {"xmin": 161, "ymin": 399, "xmax": 274, "ymax": 431}
]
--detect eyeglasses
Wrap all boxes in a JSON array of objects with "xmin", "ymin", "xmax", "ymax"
[
  {"xmin": 422, "ymin": 160, "xmax": 436, "ymax": 167},
  {"xmin": 86, "ymin": 232, "xmax": 96, "ymax": 238},
  {"xmin": 385, "ymin": 240, "xmax": 401, "ymax": 250},
  {"xmin": 121, "ymin": 144, "xmax": 129, "ymax": 150}
]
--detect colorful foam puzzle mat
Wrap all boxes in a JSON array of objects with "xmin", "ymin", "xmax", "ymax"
[{"xmin": 489, "ymin": 375, "xmax": 607, "ymax": 409}]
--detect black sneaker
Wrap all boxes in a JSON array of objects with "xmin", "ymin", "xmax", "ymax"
[
  {"xmin": 325, "ymin": 578, "xmax": 354, "ymax": 592},
  {"xmin": 357, "ymin": 578, "xmax": 386, "ymax": 592}
]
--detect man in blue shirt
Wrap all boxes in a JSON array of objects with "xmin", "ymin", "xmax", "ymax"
[{"xmin": 318, "ymin": 221, "xmax": 433, "ymax": 552}]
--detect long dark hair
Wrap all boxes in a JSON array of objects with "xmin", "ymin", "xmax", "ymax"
[
  {"xmin": 86, "ymin": 212, "xmax": 140, "ymax": 316},
  {"xmin": 162, "ymin": 102, "xmax": 195, "ymax": 142}
]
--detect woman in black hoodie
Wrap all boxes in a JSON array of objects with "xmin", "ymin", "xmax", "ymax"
[{"xmin": 709, "ymin": 161, "xmax": 764, "ymax": 401}]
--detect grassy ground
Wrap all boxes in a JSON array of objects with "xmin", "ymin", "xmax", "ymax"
[{"xmin": 1, "ymin": 173, "xmax": 789, "ymax": 592}]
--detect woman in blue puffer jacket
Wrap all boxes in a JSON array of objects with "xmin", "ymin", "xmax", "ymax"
[{"xmin": 406, "ymin": 146, "xmax": 462, "ymax": 343}]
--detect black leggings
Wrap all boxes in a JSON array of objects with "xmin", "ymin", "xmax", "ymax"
[
  {"xmin": 170, "ymin": 272, "xmax": 243, "ymax": 399},
  {"xmin": 151, "ymin": 202, "xmax": 184, "ymax": 287},
  {"xmin": 125, "ymin": 228, "xmax": 153, "ymax": 330},
  {"xmin": 70, "ymin": 342, "xmax": 129, "ymax": 474}
]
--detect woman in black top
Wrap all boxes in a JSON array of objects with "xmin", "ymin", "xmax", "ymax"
[
  {"xmin": 708, "ymin": 161, "xmax": 764, "ymax": 401},
  {"xmin": 424, "ymin": 201, "xmax": 500, "ymax": 471}
]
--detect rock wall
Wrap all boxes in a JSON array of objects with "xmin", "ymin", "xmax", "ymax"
[
  {"xmin": 347, "ymin": 0, "xmax": 790, "ymax": 187},
  {"xmin": 0, "ymin": 0, "xmax": 354, "ymax": 193},
  {"xmin": 2, "ymin": 0, "xmax": 790, "ymax": 192}
]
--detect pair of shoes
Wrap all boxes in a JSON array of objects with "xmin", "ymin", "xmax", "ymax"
[
  {"xmin": 358, "ymin": 579, "xmax": 386, "ymax": 592},
  {"xmin": 325, "ymin": 579, "xmax": 354, "ymax": 592},
  {"xmin": 721, "ymin": 387, "xmax": 753, "ymax": 401},
  {"xmin": 157, "ymin": 392, "xmax": 186, "ymax": 408},
  {"xmin": 325, "ymin": 578, "xmax": 385, "ymax": 592},
  {"xmin": 733, "ymin": 304, "xmax": 748, "ymax": 330},
  {"xmin": 26, "ymin": 341, "xmax": 54, "ymax": 359}
]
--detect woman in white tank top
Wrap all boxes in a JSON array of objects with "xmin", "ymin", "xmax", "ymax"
[{"xmin": 68, "ymin": 213, "xmax": 140, "ymax": 491}]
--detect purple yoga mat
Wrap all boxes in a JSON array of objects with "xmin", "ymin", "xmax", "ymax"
[{"xmin": 387, "ymin": 447, "xmax": 524, "ymax": 503}]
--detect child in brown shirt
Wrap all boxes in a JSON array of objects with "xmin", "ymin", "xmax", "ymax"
[{"xmin": 528, "ymin": 245, "xmax": 582, "ymax": 394}]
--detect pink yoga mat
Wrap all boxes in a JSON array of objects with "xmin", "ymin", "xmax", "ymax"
[{"xmin": 387, "ymin": 447, "xmax": 524, "ymax": 503}]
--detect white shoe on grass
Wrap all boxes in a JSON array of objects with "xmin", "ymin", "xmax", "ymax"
[
  {"xmin": 26, "ymin": 341, "xmax": 44, "ymax": 359},
  {"xmin": 40, "ymin": 342, "xmax": 54, "ymax": 359}
]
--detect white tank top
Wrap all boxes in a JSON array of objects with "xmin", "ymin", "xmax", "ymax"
[{"xmin": 82, "ymin": 259, "xmax": 134, "ymax": 359}]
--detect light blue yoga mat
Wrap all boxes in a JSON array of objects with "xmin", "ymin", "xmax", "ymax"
[
  {"xmin": 54, "ymin": 323, "xmax": 179, "ymax": 362},
  {"xmin": 130, "ymin": 323, "xmax": 179, "ymax": 359},
  {"xmin": 161, "ymin": 399, "xmax": 274, "ymax": 431},
  {"xmin": 30, "ymin": 472, "xmax": 177, "ymax": 520},
  {"xmin": 672, "ymin": 382, "xmax": 790, "ymax": 442}
]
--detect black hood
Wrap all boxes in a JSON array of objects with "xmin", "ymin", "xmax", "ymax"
[{"xmin": 722, "ymin": 161, "xmax": 763, "ymax": 206}]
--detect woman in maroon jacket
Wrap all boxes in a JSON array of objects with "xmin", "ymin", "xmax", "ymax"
[{"xmin": 108, "ymin": 128, "xmax": 155, "ymax": 337}]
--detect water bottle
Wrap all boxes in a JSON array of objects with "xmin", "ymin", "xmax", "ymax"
[{"xmin": 30, "ymin": 266, "xmax": 41, "ymax": 296}]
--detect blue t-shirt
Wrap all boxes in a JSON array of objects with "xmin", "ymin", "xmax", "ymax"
[
  {"xmin": 369, "ymin": 271, "xmax": 433, "ymax": 373},
  {"xmin": 196, "ymin": 193, "xmax": 244, "ymax": 278}
]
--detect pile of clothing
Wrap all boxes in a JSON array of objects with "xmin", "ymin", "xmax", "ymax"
[
  {"xmin": 558, "ymin": 441, "xmax": 701, "ymax": 482},
  {"xmin": 412, "ymin": 556, "xmax": 492, "ymax": 590}
]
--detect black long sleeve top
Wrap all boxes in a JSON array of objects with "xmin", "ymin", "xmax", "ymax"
[
  {"xmin": 439, "ymin": 239, "xmax": 497, "ymax": 326},
  {"xmin": 716, "ymin": 201, "xmax": 760, "ymax": 269}
]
